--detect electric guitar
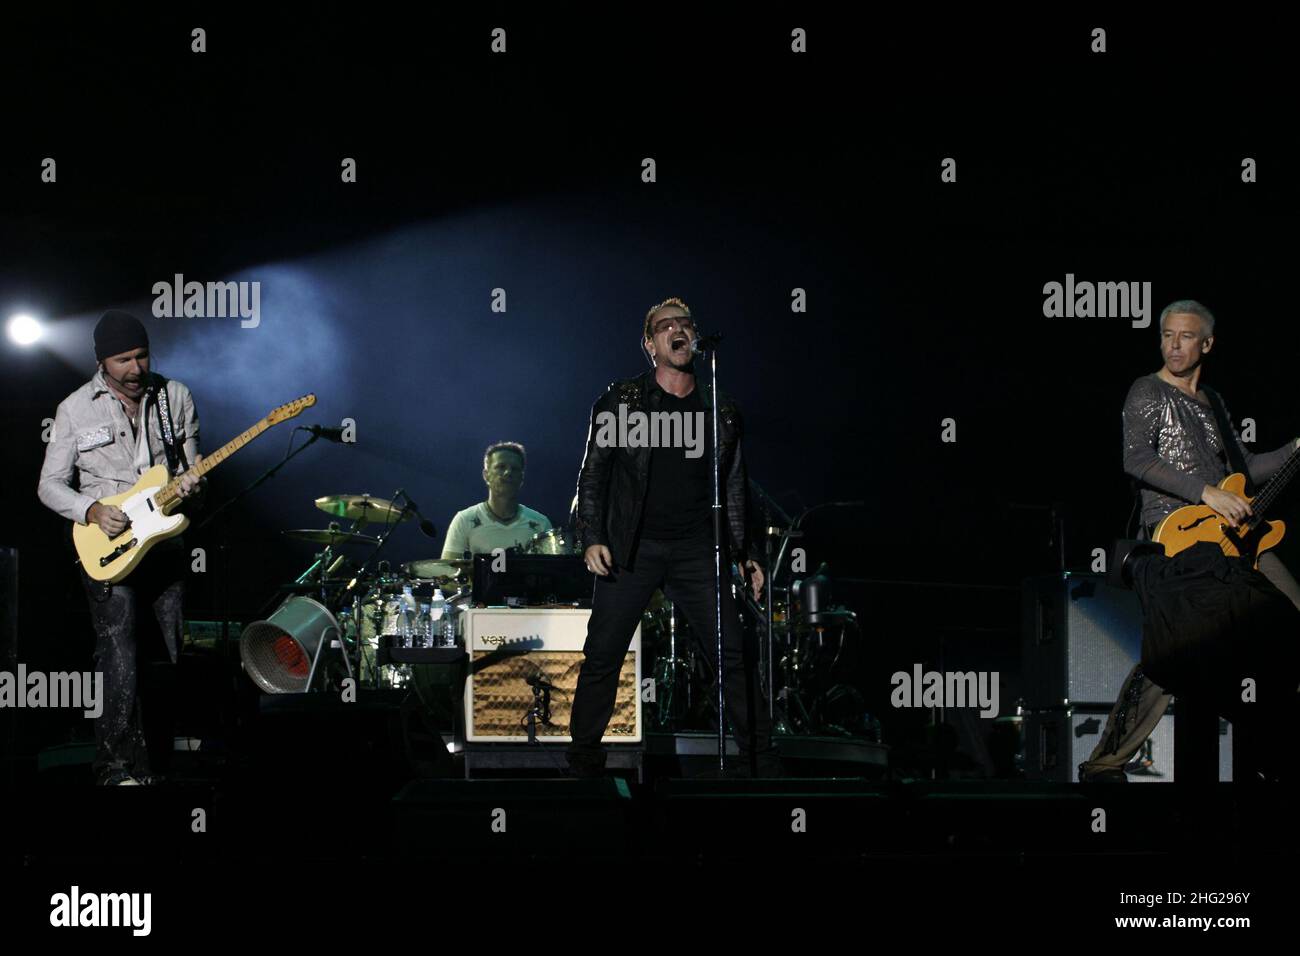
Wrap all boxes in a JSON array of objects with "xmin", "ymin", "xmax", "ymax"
[
  {"xmin": 73, "ymin": 394, "xmax": 316, "ymax": 583},
  {"xmin": 1151, "ymin": 444, "xmax": 1300, "ymax": 568}
]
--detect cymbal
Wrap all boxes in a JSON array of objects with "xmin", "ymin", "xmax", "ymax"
[
  {"xmin": 404, "ymin": 558, "xmax": 471, "ymax": 579},
  {"xmin": 314, "ymin": 494, "xmax": 412, "ymax": 524},
  {"xmin": 282, "ymin": 528, "xmax": 381, "ymax": 546}
]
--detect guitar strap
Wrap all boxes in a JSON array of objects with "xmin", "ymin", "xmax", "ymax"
[
  {"xmin": 151, "ymin": 375, "xmax": 190, "ymax": 475},
  {"xmin": 1202, "ymin": 385, "xmax": 1253, "ymax": 495}
]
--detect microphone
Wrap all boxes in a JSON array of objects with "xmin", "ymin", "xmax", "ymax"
[
  {"xmin": 526, "ymin": 672, "xmax": 557, "ymax": 691},
  {"xmin": 304, "ymin": 424, "xmax": 347, "ymax": 443},
  {"xmin": 689, "ymin": 333, "xmax": 724, "ymax": 354},
  {"xmin": 395, "ymin": 489, "xmax": 439, "ymax": 539}
]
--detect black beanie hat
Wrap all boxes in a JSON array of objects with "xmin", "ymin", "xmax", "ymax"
[{"xmin": 94, "ymin": 310, "xmax": 149, "ymax": 362}]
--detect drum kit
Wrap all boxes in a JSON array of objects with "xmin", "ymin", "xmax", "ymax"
[
  {"xmin": 243, "ymin": 493, "xmax": 586, "ymax": 694},
  {"xmin": 635, "ymin": 536, "xmax": 865, "ymax": 736}
]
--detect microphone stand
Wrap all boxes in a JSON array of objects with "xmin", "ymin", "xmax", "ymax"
[
  {"xmin": 703, "ymin": 342, "xmax": 727, "ymax": 775},
  {"xmin": 194, "ymin": 427, "xmax": 323, "ymax": 535}
]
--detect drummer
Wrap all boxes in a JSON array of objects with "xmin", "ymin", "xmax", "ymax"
[{"xmin": 440, "ymin": 441, "xmax": 552, "ymax": 558}]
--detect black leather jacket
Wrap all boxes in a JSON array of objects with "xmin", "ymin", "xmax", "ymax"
[{"xmin": 572, "ymin": 369, "xmax": 751, "ymax": 569}]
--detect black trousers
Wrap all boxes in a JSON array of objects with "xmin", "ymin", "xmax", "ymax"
[
  {"xmin": 80, "ymin": 547, "xmax": 185, "ymax": 780},
  {"xmin": 567, "ymin": 534, "xmax": 771, "ymax": 766},
  {"xmin": 1081, "ymin": 526, "xmax": 1300, "ymax": 777}
]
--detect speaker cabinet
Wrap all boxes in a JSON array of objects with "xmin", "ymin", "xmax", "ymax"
[
  {"xmin": 463, "ymin": 608, "xmax": 641, "ymax": 743},
  {"xmin": 1021, "ymin": 572, "xmax": 1143, "ymax": 708}
]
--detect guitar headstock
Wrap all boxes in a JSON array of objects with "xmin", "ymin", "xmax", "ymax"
[{"xmin": 267, "ymin": 394, "xmax": 317, "ymax": 425}]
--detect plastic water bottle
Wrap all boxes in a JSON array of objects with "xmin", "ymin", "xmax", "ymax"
[
  {"xmin": 441, "ymin": 601, "xmax": 457, "ymax": 647},
  {"xmin": 414, "ymin": 602, "xmax": 433, "ymax": 649},
  {"xmin": 400, "ymin": 585, "xmax": 418, "ymax": 649},
  {"xmin": 429, "ymin": 588, "xmax": 446, "ymax": 648}
]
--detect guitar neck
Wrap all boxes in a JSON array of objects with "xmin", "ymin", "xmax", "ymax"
[
  {"xmin": 1249, "ymin": 444, "xmax": 1300, "ymax": 521},
  {"xmin": 155, "ymin": 418, "xmax": 271, "ymax": 508}
]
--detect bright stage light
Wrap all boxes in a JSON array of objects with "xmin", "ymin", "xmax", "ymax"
[{"xmin": 7, "ymin": 314, "xmax": 44, "ymax": 346}]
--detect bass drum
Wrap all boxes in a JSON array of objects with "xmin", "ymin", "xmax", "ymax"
[{"xmin": 523, "ymin": 528, "xmax": 577, "ymax": 555}]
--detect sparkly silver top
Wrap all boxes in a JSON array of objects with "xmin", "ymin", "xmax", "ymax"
[{"xmin": 1122, "ymin": 374, "xmax": 1290, "ymax": 528}]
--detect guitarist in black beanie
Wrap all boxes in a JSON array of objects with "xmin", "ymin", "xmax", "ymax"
[{"xmin": 37, "ymin": 310, "xmax": 205, "ymax": 785}]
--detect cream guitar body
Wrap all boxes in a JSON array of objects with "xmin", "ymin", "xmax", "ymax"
[
  {"xmin": 73, "ymin": 464, "xmax": 190, "ymax": 583},
  {"xmin": 1151, "ymin": 472, "xmax": 1286, "ymax": 569},
  {"xmin": 72, "ymin": 394, "xmax": 316, "ymax": 583}
]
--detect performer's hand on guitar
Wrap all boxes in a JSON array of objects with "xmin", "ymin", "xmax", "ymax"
[
  {"xmin": 87, "ymin": 503, "xmax": 130, "ymax": 537},
  {"xmin": 1202, "ymin": 485, "xmax": 1253, "ymax": 526},
  {"xmin": 743, "ymin": 559, "xmax": 765, "ymax": 602},
  {"xmin": 585, "ymin": 544, "xmax": 613, "ymax": 576},
  {"xmin": 178, "ymin": 454, "xmax": 204, "ymax": 498}
]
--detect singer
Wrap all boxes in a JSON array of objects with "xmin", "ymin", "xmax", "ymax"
[
  {"xmin": 37, "ymin": 311, "xmax": 205, "ymax": 785},
  {"xmin": 568, "ymin": 296, "xmax": 779, "ymax": 777}
]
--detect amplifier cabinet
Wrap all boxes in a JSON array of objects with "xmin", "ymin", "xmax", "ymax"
[
  {"xmin": 463, "ymin": 608, "xmax": 641, "ymax": 743},
  {"xmin": 1021, "ymin": 572, "xmax": 1144, "ymax": 709}
]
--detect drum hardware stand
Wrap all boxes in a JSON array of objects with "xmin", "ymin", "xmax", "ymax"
[
  {"xmin": 350, "ymin": 592, "xmax": 376, "ymax": 689},
  {"xmin": 650, "ymin": 602, "xmax": 690, "ymax": 731},
  {"xmin": 774, "ymin": 637, "xmax": 814, "ymax": 734},
  {"xmin": 750, "ymin": 479, "xmax": 798, "ymax": 728},
  {"xmin": 293, "ymin": 534, "xmax": 350, "ymax": 604},
  {"xmin": 665, "ymin": 602, "xmax": 684, "ymax": 729}
]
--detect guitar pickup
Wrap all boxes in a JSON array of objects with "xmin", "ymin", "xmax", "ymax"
[{"xmin": 100, "ymin": 538, "xmax": 138, "ymax": 567}]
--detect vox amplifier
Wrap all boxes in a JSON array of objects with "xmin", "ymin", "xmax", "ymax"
[{"xmin": 463, "ymin": 607, "xmax": 642, "ymax": 743}]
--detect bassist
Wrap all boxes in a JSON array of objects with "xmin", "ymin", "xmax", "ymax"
[{"xmin": 1079, "ymin": 299, "xmax": 1300, "ymax": 782}]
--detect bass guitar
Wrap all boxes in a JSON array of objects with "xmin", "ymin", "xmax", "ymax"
[{"xmin": 1151, "ymin": 447, "xmax": 1300, "ymax": 568}]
